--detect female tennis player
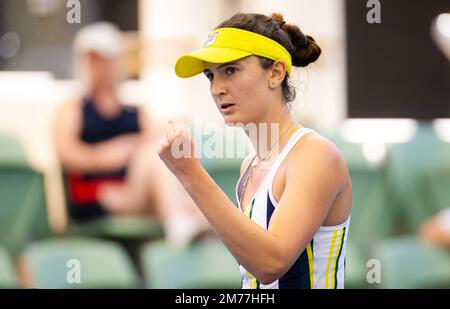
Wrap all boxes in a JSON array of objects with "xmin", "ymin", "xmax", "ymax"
[{"xmin": 158, "ymin": 12, "xmax": 352, "ymax": 289}]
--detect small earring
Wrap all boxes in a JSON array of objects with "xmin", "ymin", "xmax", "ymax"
[{"xmin": 271, "ymin": 82, "xmax": 275, "ymax": 87}]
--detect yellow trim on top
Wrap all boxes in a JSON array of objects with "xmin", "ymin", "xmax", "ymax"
[
  {"xmin": 331, "ymin": 228, "xmax": 345, "ymax": 289},
  {"xmin": 325, "ymin": 230, "xmax": 339, "ymax": 289},
  {"xmin": 244, "ymin": 199, "xmax": 257, "ymax": 289},
  {"xmin": 306, "ymin": 242, "xmax": 315, "ymax": 288},
  {"xmin": 245, "ymin": 199, "xmax": 254, "ymax": 218},
  {"xmin": 246, "ymin": 271, "xmax": 256, "ymax": 289}
]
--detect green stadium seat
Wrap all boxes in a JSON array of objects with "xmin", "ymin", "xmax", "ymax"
[
  {"xmin": 0, "ymin": 134, "xmax": 53, "ymax": 257},
  {"xmin": 348, "ymin": 166, "xmax": 393, "ymax": 252},
  {"xmin": 0, "ymin": 165, "xmax": 52, "ymax": 257},
  {"xmin": 68, "ymin": 215, "xmax": 164, "ymax": 241},
  {"xmin": 0, "ymin": 134, "xmax": 29, "ymax": 167},
  {"xmin": 328, "ymin": 135, "xmax": 394, "ymax": 259},
  {"xmin": 375, "ymin": 236, "xmax": 450, "ymax": 288},
  {"xmin": 141, "ymin": 239, "xmax": 241, "ymax": 289},
  {"xmin": 345, "ymin": 242, "xmax": 371, "ymax": 289},
  {"xmin": 201, "ymin": 157, "xmax": 242, "ymax": 205},
  {"xmin": 22, "ymin": 237, "xmax": 139, "ymax": 288},
  {"xmin": 418, "ymin": 167, "xmax": 450, "ymax": 216},
  {"xmin": 387, "ymin": 123, "xmax": 450, "ymax": 232},
  {"xmin": 0, "ymin": 246, "xmax": 17, "ymax": 288}
]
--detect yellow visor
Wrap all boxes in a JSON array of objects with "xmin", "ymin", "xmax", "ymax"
[{"xmin": 175, "ymin": 27, "xmax": 292, "ymax": 78}]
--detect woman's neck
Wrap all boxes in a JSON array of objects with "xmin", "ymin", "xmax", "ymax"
[
  {"xmin": 90, "ymin": 87, "xmax": 121, "ymax": 119},
  {"xmin": 246, "ymin": 107, "xmax": 300, "ymax": 160}
]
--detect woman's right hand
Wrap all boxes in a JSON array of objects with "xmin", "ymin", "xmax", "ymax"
[{"xmin": 157, "ymin": 121, "xmax": 201, "ymax": 179}]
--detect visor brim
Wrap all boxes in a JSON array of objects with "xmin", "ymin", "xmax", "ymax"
[{"xmin": 175, "ymin": 47, "xmax": 252, "ymax": 78}]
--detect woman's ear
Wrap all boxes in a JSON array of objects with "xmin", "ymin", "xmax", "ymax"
[{"xmin": 268, "ymin": 60, "xmax": 287, "ymax": 89}]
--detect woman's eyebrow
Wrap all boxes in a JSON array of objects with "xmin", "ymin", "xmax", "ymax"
[
  {"xmin": 217, "ymin": 62, "xmax": 240, "ymax": 70},
  {"xmin": 204, "ymin": 62, "xmax": 240, "ymax": 74}
]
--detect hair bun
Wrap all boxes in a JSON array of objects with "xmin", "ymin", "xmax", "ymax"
[{"xmin": 281, "ymin": 23, "xmax": 321, "ymax": 67}]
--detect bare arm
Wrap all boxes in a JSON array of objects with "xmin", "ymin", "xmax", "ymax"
[
  {"xmin": 158, "ymin": 124, "xmax": 347, "ymax": 284},
  {"xmin": 419, "ymin": 210, "xmax": 450, "ymax": 248},
  {"xmin": 53, "ymin": 100, "xmax": 141, "ymax": 173}
]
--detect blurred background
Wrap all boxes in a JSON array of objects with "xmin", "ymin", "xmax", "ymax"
[{"xmin": 0, "ymin": 0, "xmax": 449, "ymax": 289}]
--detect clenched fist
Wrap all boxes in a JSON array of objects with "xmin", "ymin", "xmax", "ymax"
[{"xmin": 157, "ymin": 121, "xmax": 201, "ymax": 178}]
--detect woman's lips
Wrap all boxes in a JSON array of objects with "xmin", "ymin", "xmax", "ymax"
[{"xmin": 220, "ymin": 103, "xmax": 236, "ymax": 115}]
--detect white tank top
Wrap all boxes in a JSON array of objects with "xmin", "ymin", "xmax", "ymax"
[{"xmin": 235, "ymin": 127, "xmax": 351, "ymax": 289}]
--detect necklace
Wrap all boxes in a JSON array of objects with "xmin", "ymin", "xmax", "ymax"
[{"xmin": 239, "ymin": 122, "xmax": 298, "ymax": 209}]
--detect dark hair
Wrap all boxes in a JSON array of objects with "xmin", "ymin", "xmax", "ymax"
[{"xmin": 216, "ymin": 12, "xmax": 321, "ymax": 103}]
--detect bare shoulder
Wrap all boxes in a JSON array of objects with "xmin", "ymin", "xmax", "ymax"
[
  {"xmin": 54, "ymin": 97, "xmax": 84, "ymax": 128},
  {"xmin": 56, "ymin": 97, "xmax": 83, "ymax": 118},
  {"xmin": 53, "ymin": 97, "xmax": 84, "ymax": 151},
  {"xmin": 296, "ymin": 131, "xmax": 346, "ymax": 163},
  {"xmin": 286, "ymin": 130, "xmax": 350, "ymax": 187}
]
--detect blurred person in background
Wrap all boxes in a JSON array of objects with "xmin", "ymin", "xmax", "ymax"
[{"xmin": 53, "ymin": 22, "xmax": 209, "ymax": 246}]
